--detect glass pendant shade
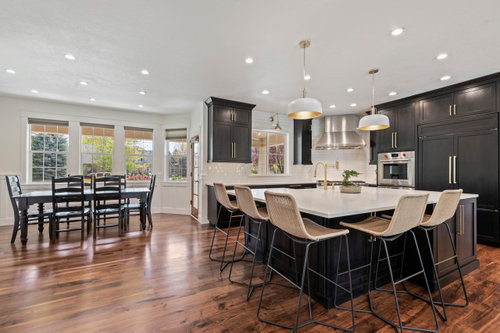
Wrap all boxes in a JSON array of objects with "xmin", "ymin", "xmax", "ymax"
[
  {"xmin": 287, "ymin": 97, "xmax": 323, "ymax": 119},
  {"xmin": 358, "ymin": 113, "xmax": 390, "ymax": 130}
]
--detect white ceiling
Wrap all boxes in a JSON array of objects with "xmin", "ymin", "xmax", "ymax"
[{"xmin": 1, "ymin": 0, "xmax": 499, "ymax": 115}]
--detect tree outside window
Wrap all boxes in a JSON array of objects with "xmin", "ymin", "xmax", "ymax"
[
  {"xmin": 30, "ymin": 121, "xmax": 69, "ymax": 182},
  {"xmin": 81, "ymin": 126, "xmax": 114, "ymax": 177},
  {"xmin": 251, "ymin": 131, "xmax": 286, "ymax": 175},
  {"xmin": 167, "ymin": 139, "xmax": 187, "ymax": 180},
  {"xmin": 125, "ymin": 128, "xmax": 153, "ymax": 181}
]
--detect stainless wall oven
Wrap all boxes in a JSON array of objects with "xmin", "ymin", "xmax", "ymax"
[{"xmin": 377, "ymin": 151, "xmax": 415, "ymax": 188}]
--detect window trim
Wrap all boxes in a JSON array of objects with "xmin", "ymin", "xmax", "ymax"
[
  {"xmin": 124, "ymin": 127, "xmax": 154, "ymax": 181},
  {"xmin": 251, "ymin": 129, "xmax": 289, "ymax": 176},
  {"xmin": 28, "ymin": 121, "xmax": 70, "ymax": 183},
  {"xmin": 80, "ymin": 125, "xmax": 115, "ymax": 176}
]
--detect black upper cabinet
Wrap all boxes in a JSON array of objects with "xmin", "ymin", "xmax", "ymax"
[
  {"xmin": 205, "ymin": 97, "xmax": 255, "ymax": 163},
  {"xmin": 420, "ymin": 83, "xmax": 496, "ymax": 124},
  {"xmin": 377, "ymin": 102, "xmax": 417, "ymax": 152},
  {"xmin": 293, "ymin": 119, "xmax": 312, "ymax": 165}
]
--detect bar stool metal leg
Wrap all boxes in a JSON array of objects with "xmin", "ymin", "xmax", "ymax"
[{"xmin": 228, "ymin": 215, "xmax": 265, "ymax": 300}]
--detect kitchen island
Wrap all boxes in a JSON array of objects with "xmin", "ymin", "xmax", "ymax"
[{"xmin": 223, "ymin": 186, "xmax": 479, "ymax": 308}]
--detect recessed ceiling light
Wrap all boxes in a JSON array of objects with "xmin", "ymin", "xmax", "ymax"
[
  {"xmin": 139, "ymin": 91, "xmax": 146, "ymax": 95},
  {"xmin": 350, "ymin": 103, "xmax": 357, "ymax": 107},
  {"xmin": 261, "ymin": 89, "xmax": 270, "ymax": 95},
  {"xmin": 329, "ymin": 104, "xmax": 336, "ymax": 109},
  {"xmin": 391, "ymin": 27, "xmax": 404, "ymax": 36},
  {"xmin": 304, "ymin": 74, "xmax": 311, "ymax": 80},
  {"xmin": 138, "ymin": 104, "xmax": 143, "ymax": 108},
  {"xmin": 31, "ymin": 89, "xmax": 39, "ymax": 94},
  {"xmin": 64, "ymin": 54, "xmax": 75, "ymax": 61},
  {"xmin": 436, "ymin": 53, "xmax": 448, "ymax": 60},
  {"xmin": 5, "ymin": 68, "xmax": 16, "ymax": 74},
  {"xmin": 347, "ymin": 88, "xmax": 354, "ymax": 93},
  {"xmin": 245, "ymin": 57, "xmax": 254, "ymax": 64},
  {"xmin": 89, "ymin": 97, "xmax": 96, "ymax": 102},
  {"xmin": 389, "ymin": 91, "xmax": 398, "ymax": 96},
  {"xmin": 79, "ymin": 81, "xmax": 88, "ymax": 86},
  {"xmin": 440, "ymin": 75, "xmax": 451, "ymax": 81},
  {"xmin": 140, "ymin": 69, "xmax": 150, "ymax": 75}
]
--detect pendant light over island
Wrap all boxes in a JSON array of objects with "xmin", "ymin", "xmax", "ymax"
[
  {"xmin": 358, "ymin": 69, "xmax": 390, "ymax": 131},
  {"xmin": 287, "ymin": 40, "xmax": 323, "ymax": 120}
]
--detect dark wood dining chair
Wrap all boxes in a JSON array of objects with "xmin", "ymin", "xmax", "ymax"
[
  {"xmin": 51, "ymin": 175, "xmax": 91, "ymax": 241},
  {"xmin": 124, "ymin": 174, "xmax": 156, "ymax": 228},
  {"xmin": 93, "ymin": 175, "xmax": 126, "ymax": 237},
  {"xmin": 5, "ymin": 175, "xmax": 52, "ymax": 243}
]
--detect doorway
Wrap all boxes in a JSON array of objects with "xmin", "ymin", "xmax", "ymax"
[{"xmin": 190, "ymin": 136, "xmax": 200, "ymax": 219}]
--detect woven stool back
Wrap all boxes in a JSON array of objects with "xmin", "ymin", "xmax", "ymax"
[
  {"xmin": 213, "ymin": 182, "xmax": 236, "ymax": 210},
  {"xmin": 264, "ymin": 191, "xmax": 312, "ymax": 240},
  {"xmin": 422, "ymin": 189, "xmax": 463, "ymax": 227},
  {"xmin": 234, "ymin": 186, "xmax": 267, "ymax": 220},
  {"xmin": 383, "ymin": 194, "xmax": 429, "ymax": 237}
]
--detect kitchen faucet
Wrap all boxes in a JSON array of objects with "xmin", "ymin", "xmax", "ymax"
[{"xmin": 314, "ymin": 161, "xmax": 339, "ymax": 190}]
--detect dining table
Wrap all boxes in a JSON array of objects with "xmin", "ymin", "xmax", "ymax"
[{"xmin": 14, "ymin": 187, "xmax": 150, "ymax": 245}]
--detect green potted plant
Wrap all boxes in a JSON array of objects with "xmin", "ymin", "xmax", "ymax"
[{"xmin": 341, "ymin": 170, "xmax": 362, "ymax": 193}]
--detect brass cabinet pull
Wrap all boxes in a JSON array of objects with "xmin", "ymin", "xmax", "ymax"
[
  {"xmin": 234, "ymin": 143, "xmax": 236, "ymax": 158},
  {"xmin": 391, "ymin": 132, "xmax": 394, "ymax": 148},
  {"xmin": 395, "ymin": 132, "xmax": 398, "ymax": 148},
  {"xmin": 231, "ymin": 143, "xmax": 234, "ymax": 158},
  {"xmin": 449, "ymin": 105, "xmax": 452, "ymax": 116},
  {"xmin": 453, "ymin": 104, "xmax": 457, "ymax": 115},
  {"xmin": 458, "ymin": 204, "xmax": 465, "ymax": 235},
  {"xmin": 453, "ymin": 155, "xmax": 457, "ymax": 184},
  {"xmin": 449, "ymin": 156, "xmax": 452, "ymax": 184}
]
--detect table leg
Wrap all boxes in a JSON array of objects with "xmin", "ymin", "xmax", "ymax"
[
  {"xmin": 38, "ymin": 203, "xmax": 44, "ymax": 232},
  {"xmin": 140, "ymin": 198, "xmax": 146, "ymax": 230},
  {"xmin": 21, "ymin": 209, "xmax": 28, "ymax": 245}
]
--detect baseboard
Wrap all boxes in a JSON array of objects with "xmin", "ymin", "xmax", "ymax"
[
  {"xmin": 160, "ymin": 207, "xmax": 190, "ymax": 215},
  {"xmin": 0, "ymin": 217, "xmax": 13, "ymax": 226}
]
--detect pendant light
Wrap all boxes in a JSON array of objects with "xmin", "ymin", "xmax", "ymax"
[
  {"xmin": 287, "ymin": 40, "xmax": 322, "ymax": 120},
  {"xmin": 358, "ymin": 69, "xmax": 390, "ymax": 131}
]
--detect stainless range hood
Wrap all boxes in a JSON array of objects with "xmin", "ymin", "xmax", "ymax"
[{"xmin": 315, "ymin": 115, "xmax": 366, "ymax": 150}]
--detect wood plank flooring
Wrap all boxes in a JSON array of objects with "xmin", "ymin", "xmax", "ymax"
[{"xmin": 0, "ymin": 214, "xmax": 498, "ymax": 332}]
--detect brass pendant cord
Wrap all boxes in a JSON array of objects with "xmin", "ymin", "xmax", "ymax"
[
  {"xmin": 371, "ymin": 72, "xmax": 375, "ymax": 114},
  {"xmin": 302, "ymin": 45, "xmax": 307, "ymax": 98}
]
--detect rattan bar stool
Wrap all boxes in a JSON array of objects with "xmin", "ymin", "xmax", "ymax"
[
  {"xmin": 209, "ymin": 182, "xmax": 245, "ymax": 272},
  {"xmin": 402, "ymin": 189, "xmax": 468, "ymax": 322},
  {"xmin": 339, "ymin": 194, "xmax": 439, "ymax": 333},
  {"xmin": 257, "ymin": 191, "xmax": 355, "ymax": 332},
  {"xmin": 228, "ymin": 186, "xmax": 270, "ymax": 300}
]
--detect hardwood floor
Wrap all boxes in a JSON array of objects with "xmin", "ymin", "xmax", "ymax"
[{"xmin": 0, "ymin": 214, "xmax": 498, "ymax": 332}]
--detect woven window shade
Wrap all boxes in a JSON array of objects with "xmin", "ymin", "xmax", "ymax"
[
  {"xmin": 165, "ymin": 128, "xmax": 187, "ymax": 140},
  {"xmin": 125, "ymin": 127, "xmax": 153, "ymax": 140}
]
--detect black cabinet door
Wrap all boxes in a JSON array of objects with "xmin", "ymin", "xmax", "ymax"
[
  {"xmin": 455, "ymin": 129, "xmax": 498, "ymax": 210},
  {"xmin": 293, "ymin": 119, "xmax": 312, "ymax": 165},
  {"xmin": 418, "ymin": 135, "xmax": 455, "ymax": 191},
  {"xmin": 395, "ymin": 103, "xmax": 416, "ymax": 151},
  {"xmin": 453, "ymin": 83, "xmax": 496, "ymax": 118},
  {"xmin": 213, "ymin": 105, "xmax": 233, "ymax": 123},
  {"xmin": 456, "ymin": 200, "xmax": 476, "ymax": 265},
  {"xmin": 377, "ymin": 108, "xmax": 396, "ymax": 152},
  {"xmin": 212, "ymin": 122, "xmax": 232, "ymax": 161},
  {"xmin": 232, "ymin": 124, "xmax": 251, "ymax": 163},
  {"xmin": 420, "ymin": 94, "xmax": 453, "ymax": 124},
  {"xmin": 233, "ymin": 108, "xmax": 251, "ymax": 125}
]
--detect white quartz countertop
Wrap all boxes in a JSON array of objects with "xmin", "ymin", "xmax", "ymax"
[
  {"xmin": 227, "ymin": 187, "xmax": 478, "ymax": 219},
  {"xmin": 206, "ymin": 180, "xmax": 316, "ymax": 187}
]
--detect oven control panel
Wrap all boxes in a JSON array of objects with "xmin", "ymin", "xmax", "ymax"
[{"xmin": 378, "ymin": 151, "xmax": 415, "ymax": 160}]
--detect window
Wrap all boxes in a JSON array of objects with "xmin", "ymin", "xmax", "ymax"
[
  {"xmin": 251, "ymin": 131, "xmax": 286, "ymax": 175},
  {"xmin": 125, "ymin": 127, "xmax": 153, "ymax": 181},
  {"xmin": 165, "ymin": 128, "xmax": 188, "ymax": 181},
  {"xmin": 81, "ymin": 124, "xmax": 114, "ymax": 177},
  {"xmin": 29, "ymin": 119, "xmax": 69, "ymax": 182}
]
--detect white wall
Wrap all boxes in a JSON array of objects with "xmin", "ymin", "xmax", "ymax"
[{"xmin": 0, "ymin": 95, "xmax": 191, "ymax": 225}]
